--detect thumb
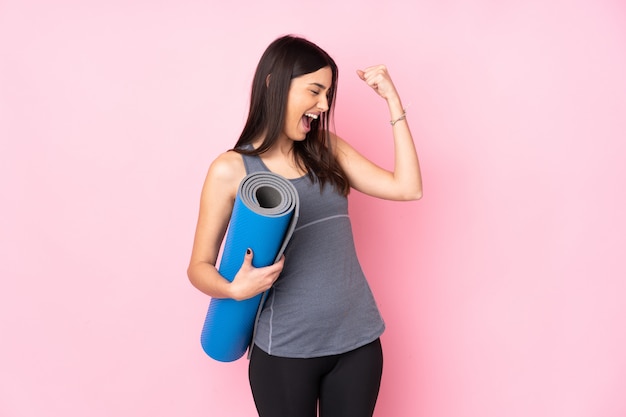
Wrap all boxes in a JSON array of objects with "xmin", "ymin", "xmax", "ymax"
[
  {"xmin": 356, "ymin": 69, "xmax": 365, "ymax": 80},
  {"xmin": 242, "ymin": 248, "xmax": 254, "ymax": 266}
]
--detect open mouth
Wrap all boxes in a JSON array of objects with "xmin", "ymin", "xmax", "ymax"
[{"xmin": 302, "ymin": 113, "xmax": 319, "ymax": 131}]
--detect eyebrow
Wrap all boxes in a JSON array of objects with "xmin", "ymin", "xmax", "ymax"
[{"xmin": 308, "ymin": 82, "xmax": 328, "ymax": 90}]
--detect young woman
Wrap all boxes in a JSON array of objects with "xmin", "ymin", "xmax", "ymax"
[{"xmin": 187, "ymin": 35, "xmax": 422, "ymax": 417}]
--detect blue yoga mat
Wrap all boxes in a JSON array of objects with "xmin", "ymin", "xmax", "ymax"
[{"xmin": 200, "ymin": 172, "xmax": 299, "ymax": 362}]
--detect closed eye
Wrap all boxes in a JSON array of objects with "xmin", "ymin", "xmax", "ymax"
[{"xmin": 308, "ymin": 82, "xmax": 327, "ymax": 96}]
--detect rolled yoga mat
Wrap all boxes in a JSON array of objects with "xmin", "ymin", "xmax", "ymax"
[{"xmin": 200, "ymin": 172, "xmax": 299, "ymax": 362}]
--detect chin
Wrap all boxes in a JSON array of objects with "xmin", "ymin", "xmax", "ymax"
[{"xmin": 288, "ymin": 132, "xmax": 308, "ymax": 141}]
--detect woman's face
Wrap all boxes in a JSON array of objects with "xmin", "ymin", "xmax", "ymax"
[{"xmin": 281, "ymin": 66, "xmax": 333, "ymax": 142}]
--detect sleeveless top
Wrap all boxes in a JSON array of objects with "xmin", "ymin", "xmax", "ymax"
[{"xmin": 241, "ymin": 151, "xmax": 385, "ymax": 358}]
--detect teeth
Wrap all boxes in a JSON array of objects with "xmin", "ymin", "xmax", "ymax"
[{"xmin": 305, "ymin": 113, "xmax": 319, "ymax": 119}]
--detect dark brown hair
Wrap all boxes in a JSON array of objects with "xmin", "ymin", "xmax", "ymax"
[{"xmin": 233, "ymin": 35, "xmax": 349, "ymax": 195}]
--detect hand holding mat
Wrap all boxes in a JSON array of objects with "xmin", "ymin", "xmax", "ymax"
[{"xmin": 200, "ymin": 172, "xmax": 299, "ymax": 362}]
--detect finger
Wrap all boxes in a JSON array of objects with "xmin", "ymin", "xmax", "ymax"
[
  {"xmin": 266, "ymin": 258, "xmax": 285, "ymax": 273},
  {"xmin": 361, "ymin": 65, "xmax": 387, "ymax": 77},
  {"xmin": 358, "ymin": 68, "xmax": 383, "ymax": 85},
  {"xmin": 361, "ymin": 72, "xmax": 386, "ymax": 89},
  {"xmin": 358, "ymin": 68, "xmax": 376, "ymax": 82},
  {"xmin": 365, "ymin": 76, "xmax": 381, "ymax": 90}
]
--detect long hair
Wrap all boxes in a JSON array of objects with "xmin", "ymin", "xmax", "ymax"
[{"xmin": 233, "ymin": 35, "xmax": 349, "ymax": 196}]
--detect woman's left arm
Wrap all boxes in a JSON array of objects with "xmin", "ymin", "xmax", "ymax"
[{"xmin": 333, "ymin": 65, "xmax": 422, "ymax": 201}]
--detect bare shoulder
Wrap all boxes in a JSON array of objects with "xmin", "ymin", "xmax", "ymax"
[
  {"xmin": 209, "ymin": 150, "xmax": 246, "ymax": 179},
  {"xmin": 204, "ymin": 150, "xmax": 247, "ymax": 199}
]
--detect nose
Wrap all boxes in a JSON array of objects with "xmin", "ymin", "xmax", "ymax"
[{"xmin": 317, "ymin": 95, "xmax": 329, "ymax": 112}]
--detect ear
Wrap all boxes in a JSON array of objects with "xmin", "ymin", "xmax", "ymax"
[{"xmin": 265, "ymin": 73, "xmax": 271, "ymax": 87}]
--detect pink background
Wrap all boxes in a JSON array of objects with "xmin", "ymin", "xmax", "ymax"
[{"xmin": 2, "ymin": 1, "xmax": 626, "ymax": 416}]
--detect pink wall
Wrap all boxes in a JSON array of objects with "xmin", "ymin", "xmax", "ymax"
[{"xmin": 2, "ymin": 1, "xmax": 625, "ymax": 416}]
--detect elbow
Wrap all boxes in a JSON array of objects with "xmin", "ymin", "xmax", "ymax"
[
  {"xmin": 406, "ymin": 190, "xmax": 423, "ymax": 201},
  {"xmin": 401, "ymin": 186, "xmax": 423, "ymax": 201},
  {"xmin": 394, "ymin": 176, "xmax": 422, "ymax": 201},
  {"xmin": 409, "ymin": 180, "xmax": 424, "ymax": 200},
  {"xmin": 187, "ymin": 264, "xmax": 200, "ymax": 289}
]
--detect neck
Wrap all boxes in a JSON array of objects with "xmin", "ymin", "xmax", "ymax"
[
  {"xmin": 253, "ymin": 134, "xmax": 294, "ymax": 157},
  {"xmin": 274, "ymin": 136, "xmax": 295, "ymax": 157},
  {"xmin": 255, "ymin": 136, "xmax": 306, "ymax": 178}
]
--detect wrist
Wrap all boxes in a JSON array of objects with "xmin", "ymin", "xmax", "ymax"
[
  {"xmin": 221, "ymin": 278, "xmax": 240, "ymax": 300},
  {"xmin": 390, "ymin": 109, "xmax": 407, "ymax": 126},
  {"xmin": 386, "ymin": 95, "xmax": 404, "ymax": 118}
]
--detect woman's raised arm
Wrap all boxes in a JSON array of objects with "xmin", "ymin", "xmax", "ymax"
[{"xmin": 334, "ymin": 65, "xmax": 422, "ymax": 201}]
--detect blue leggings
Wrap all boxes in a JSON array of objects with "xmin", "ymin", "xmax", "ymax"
[{"xmin": 248, "ymin": 339, "xmax": 383, "ymax": 417}]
